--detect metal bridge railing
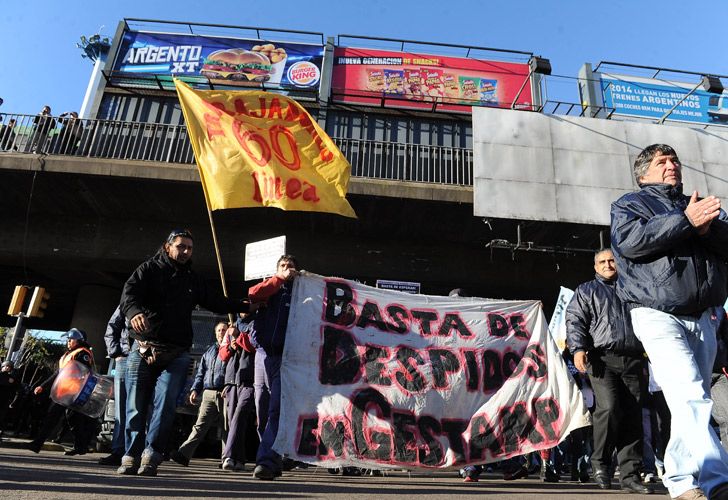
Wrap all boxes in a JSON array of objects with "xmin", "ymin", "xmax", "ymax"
[{"xmin": 0, "ymin": 113, "xmax": 473, "ymax": 187}]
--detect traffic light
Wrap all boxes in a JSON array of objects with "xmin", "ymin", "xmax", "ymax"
[
  {"xmin": 27, "ymin": 287, "xmax": 50, "ymax": 318},
  {"xmin": 7, "ymin": 286, "xmax": 28, "ymax": 316}
]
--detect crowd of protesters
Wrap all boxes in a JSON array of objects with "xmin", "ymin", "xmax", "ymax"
[{"xmin": 3, "ymin": 144, "xmax": 728, "ymax": 500}]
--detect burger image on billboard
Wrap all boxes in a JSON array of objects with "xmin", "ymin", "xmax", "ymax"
[{"xmin": 200, "ymin": 48, "xmax": 273, "ymax": 82}]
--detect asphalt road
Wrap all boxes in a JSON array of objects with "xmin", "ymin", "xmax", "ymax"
[{"xmin": 0, "ymin": 439, "xmax": 666, "ymax": 499}]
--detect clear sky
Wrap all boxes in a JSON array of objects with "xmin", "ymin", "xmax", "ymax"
[{"xmin": 1, "ymin": 0, "xmax": 726, "ymax": 116}]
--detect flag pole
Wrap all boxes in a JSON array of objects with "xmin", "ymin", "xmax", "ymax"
[
  {"xmin": 204, "ymin": 203, "xmax": 236, "ymax": 325},
  {"xmin": 174, "ymin": 79, "xmax": 235, "ymax": 325}
]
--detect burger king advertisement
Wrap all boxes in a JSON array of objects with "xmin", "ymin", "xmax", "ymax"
[
  {"xmin": 332, "ymin": 47, "xmax": 532, "ymax": 113},
  {"xmin": 113, "ymin": 30, "xmax": 324, "ymax": 90}
]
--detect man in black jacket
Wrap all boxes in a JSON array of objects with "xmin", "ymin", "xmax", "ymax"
[
  {"xmin": 611, "ymin": 144, "xmax": 728, "ymax": 500},
  {"xmin": 118, "ymin": 228, "xmax": 253, "ymax": 477},
  {"xmin": 566, "ymin": 249, "xmax": 651, "ymax": 494}
]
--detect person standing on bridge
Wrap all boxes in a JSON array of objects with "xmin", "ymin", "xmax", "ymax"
[
  {"xmin": 118, "ymin": 228, "xmax": 255, "ymax": 476},
  {"xmin": 26, "ymin": 105, "xmax": 56, "ymax": 153}
]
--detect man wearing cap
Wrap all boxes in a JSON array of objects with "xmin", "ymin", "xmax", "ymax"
[
  {"xmin": 28, "ymin": 328, "xmax": 96, "ymax": 455},
  {"xmin": 118, "ymin": 228, "xmax": 254, "ymax": 476}
]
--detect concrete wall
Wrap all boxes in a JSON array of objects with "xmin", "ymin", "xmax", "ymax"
[
  {"xmin": 0, "ymin": 153, "xmax": 472, "ymax": 205},
  {"xmin": 472, "ymin": 107, "xmax": 728, "ymax": 225}
]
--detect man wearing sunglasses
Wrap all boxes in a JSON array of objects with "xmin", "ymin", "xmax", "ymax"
[{"xmin": 118, "ymin": 228, "xmax": 255, "ymax": 477}]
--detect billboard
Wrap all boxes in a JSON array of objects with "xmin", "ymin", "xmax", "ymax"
[
  {"xmin": 601, "ymin": 73, "xmax": 728, "ymax": 125},
  {"xmin": 331, "ymin": 47, "xmax": 532, "ymax": 113},
  {"xmin": 112, "ymin": 30, "xmax": 324, "ymax": 90}
]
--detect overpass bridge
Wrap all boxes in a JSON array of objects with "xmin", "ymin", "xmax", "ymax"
[{"xmin": 0, "ymin": 112, "xmax": 603, "ymax": 360}]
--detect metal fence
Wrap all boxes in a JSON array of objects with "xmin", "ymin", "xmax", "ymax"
[{"xmin": 0, "ymin": 113, "xmax": 474, "ymax": 186}]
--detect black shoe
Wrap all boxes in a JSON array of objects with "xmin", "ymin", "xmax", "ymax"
[
  {"xmin": 27, "ymin": 441, "xmax": 42, "ymax": 454},
  {"xmin": 253, "ymin": 465, "xmax": 275, "ymax": 480},
  {"xmin": 281, "ymin": 457, "xmax": 296, "ymax": 471},
  {"xmin": 64, "ymin": 449, "xmax": 86, "ymax": 456},
  {"xmin": 541, "ymin": 461, "xmax": 559, "ymax": 483},
  {"xmin": 503, "ymin": 466, "xmax": 529, "ymax": 481},
  {"xmin": 98, "ymin": 454, "xmax": 122, "ymax": 466},
  {"xmin": 169, "ymin": 450, "xmax": 189, "ymax": 467},
  {"xmin": 579, "ymin": 467, "xmax": 590, "ymax": 483},
  {"xmin": 621, "ymin": 477, "xmax": 653, "ymax": 494},
  {"xmin": 594, "ymin": 470, "xmax": 612, "ymax": 490},
  {"xmin": 342, "ymin": 467, "xmax": 362, "ymax": 476}
]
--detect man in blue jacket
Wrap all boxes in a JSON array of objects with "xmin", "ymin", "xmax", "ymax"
[
  {"xmin": 170, "ymin": 321, "xmax": 228, "ymax": 467},
  {"xmin": 611, "ymin": 144, "xmax": 728, "ymax": 500},
  {"xmin": 566, "ymin": 249, "xmax": 651, "ymax": 494}
]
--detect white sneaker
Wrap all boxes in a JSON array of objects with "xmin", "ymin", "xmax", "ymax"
[{"xmin": 222, "ymin": 458, "xmax": 236, "ymax": 471}]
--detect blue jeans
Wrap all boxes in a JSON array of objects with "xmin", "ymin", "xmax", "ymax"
[
  {"xmin": 111, "ymin": 356, "xmax": 127, "ymax": 456},
  {"xmin": 255, "ymin": 353, "xmax": 281, "ymax": 471},
  {"xmin": 124, "ymin": 346, "xmax": 190, "ymax": 459},
  {"xmin": 254, "ymin": 349, "xmax": 270, "ymax": 441},
  {"xmin": 631, "ymin": 306, "xmax": 728, "ymax": 498}
]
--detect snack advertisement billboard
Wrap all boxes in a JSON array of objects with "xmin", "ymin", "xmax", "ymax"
[
  {"xmin": 601, "ymin": 74, "xmax": 728, "ymax": 125},
  {"xmin": 331, "ymin": 47, "xmax": 532, "ymax": 113},
  {"xmin": 112, "ymin": 30, "xmax": 324, "ymax": 90}
]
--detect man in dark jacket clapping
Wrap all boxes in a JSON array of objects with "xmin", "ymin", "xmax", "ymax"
[
  {"xmin": 611, "ymin": 144, "xmax": 728, "ymax": 500},
  {"xmin": 566, "ymin": 249, "xmax": 651, "ymax": 494}
]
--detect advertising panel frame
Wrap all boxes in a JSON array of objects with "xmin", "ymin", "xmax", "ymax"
[
  {"xmin": 104, "ymin": 20, "xmax": 326, "ymax": 98},
  {"xmin": 331, "ymin": 46, "xmax": 533, "ymax": 114}
]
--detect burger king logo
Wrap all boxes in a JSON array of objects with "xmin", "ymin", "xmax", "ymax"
[{"xmin": 287, "ymin": 61, "xmax": 320, "ymax": 87}]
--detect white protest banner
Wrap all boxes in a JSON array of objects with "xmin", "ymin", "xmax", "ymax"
[
  {"xmin": 548, "ymin": 287, "xmax": 574, "ymax": 352},
  {"xmin": 275, "ymin": 273, "xmax": 590, "ymax": 470}
]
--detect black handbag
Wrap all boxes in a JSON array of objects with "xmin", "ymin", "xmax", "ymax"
[{"xmin": 137, "ymin": 340, "xmax": 186, "ymax": 368}]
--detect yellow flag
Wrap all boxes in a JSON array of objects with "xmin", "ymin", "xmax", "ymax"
[{"xmin": 174, "ymin": 80, "xmax": 356, "ymax": 218}]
